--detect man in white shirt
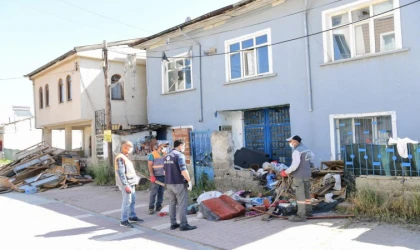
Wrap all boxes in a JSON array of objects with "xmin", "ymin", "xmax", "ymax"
[{"xmin": 284, "ymin": 135, "xmax": 314, "ymax": 222}]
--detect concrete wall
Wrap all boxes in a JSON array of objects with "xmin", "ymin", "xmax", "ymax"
[
  {"xmin": 356, "ymin": 176, "xmax": 420, "ymax": 195},
  {"xmin": 33, "ymin": 58, "xmax": 82, "ymax": 128},
  {"xmin": 2, "ymin": 118, "xmax": 42, "ymax": 160},
  {"xmin": 142, "ymin": 0, "xmax": 420, "ymax": 167},
  {"xmin": 80, "ymin": 55, "xmax": 147, "ymax": 128},
  {"xmin": 212, "ymin": 131, "xmax": 263, "ymax": 192}
]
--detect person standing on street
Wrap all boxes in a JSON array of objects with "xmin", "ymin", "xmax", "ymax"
[
  {"xmin": 147, "ymin": 140, "xmax": 169, "ymax": 214},
  {"xmin": 115, "ymin": 140, "xmax": 143, "ymax": 228},
  {"xmin": 163, "ymin": 139, "xmax": 197, "ymax": 231},
  {"xmin": 283, "ymin": 135, "xmax": 314, "ymax": 222}
]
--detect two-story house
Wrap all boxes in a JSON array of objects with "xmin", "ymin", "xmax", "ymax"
[
  {"xmin": 26, "ymin": 39, "xmax": 148, "ymax": 161},
  {"xmin": 132, "ymin": 0, "xmax": 420, "ymax": 177}
]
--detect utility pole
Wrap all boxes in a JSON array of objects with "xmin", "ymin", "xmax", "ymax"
[{"xmin": 103, "ymin": 40, "xmax": 113, "ymax": 168}]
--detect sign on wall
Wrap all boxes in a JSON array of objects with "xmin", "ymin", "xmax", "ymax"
[{"xmin": 104, "ymin": 130, "xmax": 112, "ymax": 142}]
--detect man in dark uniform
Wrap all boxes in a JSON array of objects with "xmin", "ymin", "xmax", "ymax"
[
  {"xmin": 163, "ymin": 139, "xmax": 197, "ymax": 231},
  {"xmin": 284, "ymin": 135, "xmax": 314, "ymax": 222}
]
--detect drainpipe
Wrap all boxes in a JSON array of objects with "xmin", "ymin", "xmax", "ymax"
[
  {"xmin": 304, "ymin": 0, "xmax": 313, "ymax": 112},
  {"xmin": 179, "ymin": 28, "xmax": 204, "ymax": 122}
]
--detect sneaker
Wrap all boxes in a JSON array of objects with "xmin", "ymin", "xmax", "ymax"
[
  {"xmin": 288, "ymin": 215, "xmax": 307, "ymax": 222},
  {"xmin": 170, "ymin": 223, "xmax": 180, "ymax": 230},
  {"xmin": 128, "ymin": 217, "xmax": 144, "ymax": 223},
  {"xmin": 120, "ymin": 221, "xmax": 134, "ymax": 228},
  {"xmin": 180, "ymin": 224, "xmax": 197, "ymax": 231},
  {"xmin": 148, "ymin": 209, "xmax": 154, "ymax": 215},
  {"xmin": 155, "ymin": 206, "xmax": 162, "ymax": 212}
]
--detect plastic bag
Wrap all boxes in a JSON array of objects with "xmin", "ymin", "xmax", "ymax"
[
  {"xmin": 333, "ymin": 174, "xmax": 341, "ymax": 191},
  {"xmin": 325, "ymin": 193, "xmax": 334, "ymax": 203}
]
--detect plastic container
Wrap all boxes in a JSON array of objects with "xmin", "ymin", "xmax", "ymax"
[{"xmin": 25, "ymin": 186, "xmax": 37, "ymax": 194}]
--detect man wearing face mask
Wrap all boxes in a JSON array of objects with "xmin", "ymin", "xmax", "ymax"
[
  {"xmin": 283, "ymin": 135, "xmax": 315, "ymax": 222},
  {"xmin": 147, "ymin": 140, "xmax": 169, "ymax": 214},
  {"xmin": 164, "ymin": 139, "xmax": 197, "ymax": 231},
  {"xmin": 115, "ymin": 140, "xmax": 143, "ymax": 228}
]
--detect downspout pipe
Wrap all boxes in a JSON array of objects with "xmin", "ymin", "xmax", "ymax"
[
  {"xmin": 179, "ymin": 28, "xmax": 204, "ymax": 122},
  {"xmin": 304, "ymin": 0, "xmax": 313, "ymax": 112}
]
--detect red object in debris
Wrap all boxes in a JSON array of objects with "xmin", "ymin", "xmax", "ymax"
[
  {"xmin": 281, "ymin": 170, "xmax": 287, "ymax": 177},
  {"xmin": 158, "ymin": 212, "xmax": 168, "ymax": 217}
]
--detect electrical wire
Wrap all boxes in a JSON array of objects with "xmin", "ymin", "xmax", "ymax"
[
  {"xmin": 0, "ymin": 70, "xmax": 75, "ymax": 81},
  {"xmin": 56, "ymin": 0, "xmax": 152, "ymax": 34},
  {"xmin": 25, "ymin": 5, "xmax": 134, "ymax": 37},
  {"xmin": 156, "ymin": 0, "xmax": 345, "ymax": 45},
  {"xmin": 127, "ymin": 0, "xmax": 419, "ymax": 59}
]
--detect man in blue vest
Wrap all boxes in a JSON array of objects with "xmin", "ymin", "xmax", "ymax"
[
  {"xmin": 284, "ymin": 135, "xmax": 314, "ymax": 222},
  {"xmin": 163, "ymin": 139, "xmax": 197, "ymax": 231},
  {"xmin": 148, "ymin": 140, "xmax": 169, "ymax": 214}
]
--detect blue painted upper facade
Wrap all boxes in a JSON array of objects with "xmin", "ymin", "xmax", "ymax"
[{"xmin": 137, "ymin": 0, "xmax": 420, "ymax": 166}]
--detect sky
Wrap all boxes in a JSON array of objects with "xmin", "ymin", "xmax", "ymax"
[{"xmin": 0, "ymin": 0, "xmax": 238, "ymax": 124}]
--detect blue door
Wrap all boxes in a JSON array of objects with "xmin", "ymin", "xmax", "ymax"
[
  {"xmin": 244, "ymin": 107, "xmax": 292, "ymax": 165},
  {"xmin": 190, "ymin": 131, "xmax": 214, "ymax": 182}
]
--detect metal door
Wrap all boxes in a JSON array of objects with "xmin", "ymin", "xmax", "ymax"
[
  {"xmin": 190, "ymin": 131, "xmax": 214, "ymax": 182},
  {"xmin": 244, "ymin": 107, "xmax": 292, "ymax": 165}
]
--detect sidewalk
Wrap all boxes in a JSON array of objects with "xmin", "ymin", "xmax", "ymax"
[{"xmin": 37, "ymin": 183, "xmax": 420, "ymax": 250}]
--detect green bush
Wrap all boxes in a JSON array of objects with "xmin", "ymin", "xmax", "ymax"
[
  {"xmin": 86, "ymin": 162, "xmax": 115, "ymax": 186},
  {"xmin": 348, "ymin": 189, "xmax": 420, "ymax": 223}
]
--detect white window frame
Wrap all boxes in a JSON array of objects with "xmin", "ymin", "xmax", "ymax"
[
  {"xmin": 380, "ymin": 31, "xmax": 396, "ymax": 52},
  {"xmin": 224, "ymin": 28, "xmax": 273, "ymax": 82},
  {"xmin": 329, "ymin": 111, "xmax": 397, "ymax": 160},
  {"xmin": 322, "ymin": 0, "xmax": 402, "ymax": 63},
  {"xmin": 161, "ymin": 52, "xmax": 193, "ymax": 94}
]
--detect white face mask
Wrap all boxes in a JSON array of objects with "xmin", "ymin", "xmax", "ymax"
[
  {"xmin": 289, "ymin": 143, "xmax": 294, "ymax": 148},
  {"xmin": 180, "ymin": 145, "xmax": 185, "ymax": 153},
  {"xmin": 128, "ymin": 148, "xmax": 133, "ymax": 154},
  {"xmin": 161, "ymin": 147, "xmax": 167, "ymax": 153}
]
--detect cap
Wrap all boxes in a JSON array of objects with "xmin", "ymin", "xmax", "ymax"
[
  {"xmin": 157, "ymin": 140, "xmax": 170, "ymax": 147},
  {"xmin": 286, "ymin": 135, "xmax": 302, "ymax": 143}
]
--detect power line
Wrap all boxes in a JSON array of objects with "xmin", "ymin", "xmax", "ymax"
[
  {"xmin": 130, "ymin": 0, "xmax": 419, "ymax": 59},
  {"xmin": 26, "ymin": 5, "xmax": 133, "ymax": 37},
  {"xmin": 56, "ymin": 0, "xmax": 152, "ymax": 34},
  {"xmin": 0, "ymin": 70, "xmax": 75, "ymax": 82},
  {"xmin": 160, "ymin": 0, "xmax": 345, "ymax": 45}
]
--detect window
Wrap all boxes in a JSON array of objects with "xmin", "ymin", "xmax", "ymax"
[
  {"xmin": 323, "ymin": 0, "xmax": 401, "ymax": 62},
  {"xmin": 162, "ymin": 54, "xmax": 193, "ymax": 93},
  {"xmin": 111, "ymin": 74, "xmax": 124, "ymax": 100},
  {"xmin": 66, "ymin": 75, "xmax": 72, "ymax": 101},
  {"xmin": 225, "ymin": 29, "xmax": 272, "ymax": 81},
  {"xmin": 58, "ymin": 79, "xmax": 64, "ymax": 103},
  {"xmin": 39, "ymin": 87, "xmax": 43, "ymax": 109},
  {"xmin": 45, "ymin": 84, "xmax": 49, "ymax": 107}
]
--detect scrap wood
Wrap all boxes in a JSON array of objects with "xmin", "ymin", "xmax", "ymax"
[
  {"xmin": 251, "ymin": 207, "xmax": 354, "ymax": 220},
  {"xmin": 263, "ymin": 176, "xmax": 292, "ymax": 221},
  {"xmin": 313, "ymin": 184, "xmax": 335, "ymax": 196},
  {"xmin": 234, "ymin": 213, "xmax": 263, "ymax": 221},
  {"xmin": 136, "ymin": 171, "xmax": 166, "ymax": 187}
]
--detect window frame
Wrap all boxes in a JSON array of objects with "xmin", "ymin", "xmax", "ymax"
[
  {"xmin": 322, "ymin": 0, "xmax": 402, "ymax": 63},
  {"xmin": 224, "ymin": 28, "xmax": 273, "ymax": 82},
  {"xmin": 58, "ymin": 78, "xmax": 64, "ymax": 104},
  {"xmin": 66, "ymin": 75, "xmax": 72, "ymax": 101},
  {"xmin": 161, "ymin": 52, "xmax": 194, "ymax": 94},
  {"xmin": 111, "ymin": 74, "xmax": 124, "ymax": 101},
  {"xmin": 329, "ymin": 111, "xmax": 397, "ymax": 160},
  {"xmin": 45, "ymin": 84, "xmax": 50, "ymax": 107},
  {"xmin": 39, "ymin": 87, "xmax": 43, "ymax": 109},
  {"xmin": 380, "ymin": 31, "xmax": 396, "ymax": 52}
]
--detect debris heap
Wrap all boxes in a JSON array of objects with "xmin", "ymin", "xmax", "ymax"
[{"xmin": 0, "ymin": 142, "xmax": 92, "ymax": 194}]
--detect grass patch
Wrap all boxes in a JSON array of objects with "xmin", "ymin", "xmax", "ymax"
[
  {"xmin": 0, "ymin": 159, "xmax": 11, "ymax": 165},
  {"xmin": 346, "ymin": 188, "xmax": 420, "ymax": 224},
  {"xmin": 85, "ymin": 161, "xmax": 115, "ymax": 186}
]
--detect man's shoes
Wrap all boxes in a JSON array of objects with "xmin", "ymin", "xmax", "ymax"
[
  {"xmin": 180, "ymin": 224, "xmax": 197, "ymax": 231},
  {"xmin": 148, "ymin": 209, "xmax": 154, "ymax": 215},
  {"xmin": 128, "ymin": 217, "xmax": 144, "ymax": 223},
  {"xmin": 170, "ymin": 223, "xmax": 180, "ymax": 230},
  {"xmin": 288, "ymin": 215, "xmax": 307, "ymax": 222},
  {"xmin": 156, "ymin": 206, "xmax": 162, "ymax": 212},
  {"xmin": 120, "ymin": 221, "xmax": 134, "ymax": 228}
]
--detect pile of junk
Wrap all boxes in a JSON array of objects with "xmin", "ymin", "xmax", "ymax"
[{"xmin": 155, "ymin": 160, "xmax": 353, "ymax": 222}]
